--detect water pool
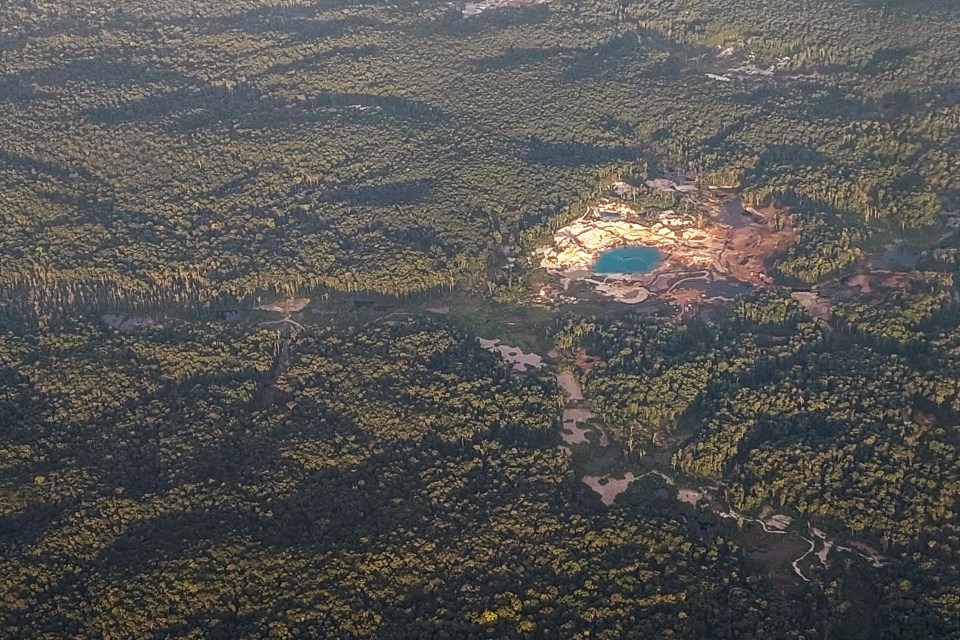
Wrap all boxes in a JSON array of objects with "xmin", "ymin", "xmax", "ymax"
[{"xmin": 593, "ymin": 245, "xmax": 664, "ymax": 274}]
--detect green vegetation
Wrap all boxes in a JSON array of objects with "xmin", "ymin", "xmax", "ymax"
[
  {"xmin": 0, "ymin": 319, "xmax": 819, "ymax": 638},
  {"xmin": 3, "ymin": 0, "xmax": 960, "ymax": 315},
  {"xmin": 557, "ymin": 284, "xmax": 960, "ymax": 638},
  {"xmin": 2, "ymin": 0, "xmax": 960, "ymax": 637}
]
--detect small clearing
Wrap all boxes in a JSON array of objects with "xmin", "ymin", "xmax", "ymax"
[
  {"xmin": 478, "ymin": 338, "xmax": 543, "ymax": 373},
  {"xmin": 848, "ymin": 541, "xmax": 888, "ymax": 567},
  {"xmin": 537, "ymin": 188, "xmax": 793, "ymax": 308},
  {"xmin": 811, "ymin": 527, "xmax": 834, "ymax": 567},
  {"xmin": 765, "ymin": 514, "xmax": 793, "ymax": 531},
  {"xmin": 574, "ymin": 348, "xmax": 600, "ymax": 372},
  {"xmin": 102, "ymin": 314, "xmax": 155, "ymax": 332},
  {"xmin": 791, "ymin": 291, "xmax": 832, "ymax": 320},
  {"xmin": 561, "ymin": 420, "xmax": 591, "ymax": 445},
  {"xmin": 257, "ymin": 298, "xmax": 310, "ymax": 313},
  {"xmin": 583, "ymin": 473, "xmax": 638, "ymax": 506},
  {"xmin": 459, "ymin": 0, "xmax": 547, "ymax": 17},
  {"xmin": 560, "ymin": 407, "xmax": 594, "ymax": 445},
  {"xmin": 556, "ymin": 371, "xmax": 584, "ymax": 401}
]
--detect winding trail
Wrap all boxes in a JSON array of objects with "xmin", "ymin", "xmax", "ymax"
[
  {"xmin": 791, "ymin": 537, "xmax": 816, "ymax": 582},
  {"xmin": 543, "ymin": 346, "xmax": 882, "ymax": 585},
  {"xmin": 260, "ymin": 315, "xmax": 305, "ymax": 330},
  {"xmin": 665, "ymin": 271, "xmax": 712, "ymax": 293}
]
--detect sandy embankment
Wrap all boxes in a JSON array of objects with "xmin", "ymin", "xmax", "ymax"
[{"xmin": 539, "ymin": 216, "xmax": 715, "ymax": 273}]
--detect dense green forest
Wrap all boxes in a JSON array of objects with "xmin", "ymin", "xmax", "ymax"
[
  {"xmin": 2, "ymin": 0, "xmax": 960, "ymax": 313},
  {"xmin": 0, "ymin": 319, "xmax": 823, "ymax": 638},
  {"xmin": 557, "ymin": 283, "xmax": 960, "ymax": 638},
  {"xmin": 561, "ymin": 285, "xmax": 960, "ymax": 543},
  {"xmin": 3, "ymin": 0, "xmax": 960, "ymax": 637}
]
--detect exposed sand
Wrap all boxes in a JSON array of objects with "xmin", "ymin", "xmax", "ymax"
[
  {"xmin": 478, "ymin": 338, "xmax": 543, "ymax": 373},
  {"xmin": 541, "ymin": 211, "xmax": 715, "ymax": 273},
  {"xmin": 846, "ymin": 274, "xmax": 873, "ymax": 293},
  {"xmin": 102, "ymin": 314, "xmax": 155, "ymax": 332},
  {"xmin": 677, "ymin": 487, "xmax": 703, "ymax": 506},
  {"xmin": 561, "ymin": 421, "xmax": 591, "ymax": 445},
  {"xmin": 791, "ymin": 291, "xmax": 832, "ymax": 320},
  {"xmin": 592, "ymin": 281, "xmax": 651, "ymax": 304},
  {"xmin": 764, "ymin": 514, "xmax": 793, "ymax": 531},
  {"xmin": 596, "ymin": 424, "xmax": 610, "ymax": 447},
  {"xmin": 560, "ymin": 407, "xmax": 594, "ymax": 445},
  {"xmin": 258, "ymin": 298, "xmax": 310, "ymax": 313},
  {"xmin": 704, "ymin": 54, "xmax": 792, "ymax": 84},
  {"xmin": 562, "ymin": 407, "xmax": 593, "ymax": 423},
  {"xmin": 792, "ymin": 537, "xmax": 815, "ymax": 582},
  {"xmin": 572, "ymin": 351, "xmax": 600, "ymax": 376},
  {"xmin": 538, "ymin": 194, "xmax": 793, "ymax": 305},
  {"xmin": 849, "ymin": 541, "xmax": 887, "ymax": 567},
  {"xmin": 583, "ymin": 473, "xmax": 638, "ymax": 506},
  {"xmin": 556, "ymin": 371, "xmax": 584, "ymax": 401},
  {"xmin": 811, "ymin": 527, "xmax": 833, "ymax": 567}
]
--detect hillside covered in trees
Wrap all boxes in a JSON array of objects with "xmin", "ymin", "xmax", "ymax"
[
  {"xmin": 557, "ymin": 282, "xmax": 960, "ymax": 638},
  {"xmin": 0, "ymin": 319, "xmax": 824, "ymax": 639},
  {"xmin": 2, "ymin": 0, "xmax": 960, "ymax": 637},
  {"xmin": 2, "ymin": 0, "xmax": 960, "ymax": 312}
]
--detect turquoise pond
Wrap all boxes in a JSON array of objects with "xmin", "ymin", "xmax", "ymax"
[{"xmin": 593, "ymin": 245, "xmax": 664, "ymax": 274}]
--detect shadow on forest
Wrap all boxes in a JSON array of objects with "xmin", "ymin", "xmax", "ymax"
[
  {"xmin": 84, "ymin": 86, "xmax": 449, "ymax": 131},
  {"xmin": 0, "ymin": 149, "xmax": 102, "ymax": 184},
  {"xmin": 208, "ymin": 167, "xmax": 265, "ymax": 199},
  {"xmin": 202, "ymin": 10, "xmax": 385, "ymax": 42},
  {"xmin": 562, "ymin": 34, "xmax": 642, "ymax": 82},
  {"xmin": 83, "ymin": 84, "xmax": 270, "ymax": 127},
  {"xmin": 0, "ymin": 35, "xmax": 26, "ymax": 55},
  {"xmin": 930, "ymin": 83, "xmax": 960, "ymax": 110},
  {"xmin": 87, "ymin": 435, "xmax": 565, "ymax": 587},
  {"xmin": 700, "ymin": 118, "xmax": 748, "ymax": 151},
  {"xmin": 153, "ymin": 611, "xmax": 261, "ymax": 640},
  {"xmin": 4, "ymin": 58, "xmax": 191, "ymax": 92},
  {"xmin": 806, "ymin": 88, "xmax": 874, "ymax": 121},
  {"xmin": 470, "ymin": 47, "xmax": 561, "ymax": 72},
  {"xmin": 0, "ymin": 502, "xmax": 64, "ymax": 551},
  {"xmin": 87, "ymin": 448, "xmax": 436, "ymax": 581},
  {"xmin": 755, "ymin": 144, "xmax": 830, "ymax": 171},
  {"xmin": 324, "ymin": 178, "xmax": 439, "ymax": 206},
  {"xmin": 861, "ymin": 47, "xmax": 917, "ymax": 76},
  {"xmin": 41, "ymin": 189, "xmax": 159, "ymax": 232},
  {"xmin": 640, "ymin": 53, "xmax": 683, "ymax": 79},
  {"xmin": 731, "ymin": 84, "xmax": 872, "ymax": 123},
  {"xmin": 0, "ymin": 76, "xmax": 36, "ymax": 104},
  {"xmin": 846, "ymin": 0, "xmax": 960, "ymax": 12},
  {"xmin": 523, "ymin": 140, "xmax": 643, "ymax": 167},
  {"xmin": 266, "ymin": 44, "xmax": 382, "ymax": 74}
]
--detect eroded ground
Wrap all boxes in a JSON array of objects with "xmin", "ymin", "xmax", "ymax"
[{"xmin": 536, "ymin": 179, "xmax": 794, "ymax": 307}]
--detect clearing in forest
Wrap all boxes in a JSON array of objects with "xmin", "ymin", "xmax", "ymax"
[{"xmin": 536, "ymin": 180, "xmax": 794, "ymax": 308}]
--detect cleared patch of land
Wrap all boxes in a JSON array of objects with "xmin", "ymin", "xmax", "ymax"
[
  {"xmin": 583, "ymin": 473, "xmax": 638, "ymax": 506},
  {"xmin": 478, "ymin": 338, "xmax": 544, "ymax": 373},
  {"xmin": 536, "ymin": 181, "xmax": 794, "ymax": 307}
]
